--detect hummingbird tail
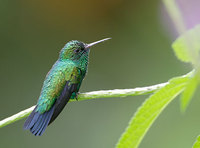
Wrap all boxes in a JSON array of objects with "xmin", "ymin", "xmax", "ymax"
[{"xmin": 23, "ymin": 105, "xmax": 55, "ymax": 136}]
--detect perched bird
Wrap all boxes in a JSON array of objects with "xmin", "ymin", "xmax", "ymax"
[{"xmin": 24, "ymin": 38, "xmax": 110, "ymax": 136}]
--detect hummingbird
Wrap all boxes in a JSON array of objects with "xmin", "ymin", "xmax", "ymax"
[{"xmin": 23, "ymin": 38, "xmax": 111, "ymax": 136}]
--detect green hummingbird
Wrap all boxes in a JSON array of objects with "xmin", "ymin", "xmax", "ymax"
[{"xmin": 24, "ymin": 38, "xmax": 111, "ymax": 136}]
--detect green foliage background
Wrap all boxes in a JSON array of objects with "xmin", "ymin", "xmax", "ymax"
[{"xmin": 1, "ymin": 0, "xmax": 200, "ymax": 148}]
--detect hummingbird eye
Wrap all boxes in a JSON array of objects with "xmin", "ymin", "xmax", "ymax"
[{"xmin": 74, "ymin": 47, "xmax": 84, "ymax": 53}]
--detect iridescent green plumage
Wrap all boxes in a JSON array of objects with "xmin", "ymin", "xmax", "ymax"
[
  {"xmin": 23, "ymin": 38, "xmax": 110, "ymax": 136},
  {"xmin": 37, "ymin": 41, "xmax": 88, "ymax": 113}
]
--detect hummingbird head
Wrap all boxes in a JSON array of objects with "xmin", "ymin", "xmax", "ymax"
[{"xmin": 59, "ymin": 38, "xmax": 111, "ymax": 61}]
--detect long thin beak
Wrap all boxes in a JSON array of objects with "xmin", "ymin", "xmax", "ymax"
[{"xmin": 85, "ymin": 38, "xmax": 111, "ymax": 49}]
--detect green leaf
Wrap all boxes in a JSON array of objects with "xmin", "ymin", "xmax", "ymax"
[
  {"xmin": 193, "ymin": 135, "xmax": 200, "ymax": 148},
  {"xmin": 172, "ymin": 25, "xmax": 200, "ymax": 63},
  {"xmin": 180, "ymin": 74, "xmax": 199, "ymax": 112},
  {"xmin": 116, "ymin": 76, "xmax": 189, "ymax": 148}
]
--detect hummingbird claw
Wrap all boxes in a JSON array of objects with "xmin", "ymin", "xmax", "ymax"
[{"xmin": 75, "ymin": 92, "xmax": 80, "ymax": 101}]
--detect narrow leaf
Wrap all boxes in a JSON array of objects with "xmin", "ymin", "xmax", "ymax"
[
  {"xmin": 172, "ymin": 25, "xmax": 200, "ymax": 63},
  {"xmin": 193, "ymin": 135, "xmax": 200, "ymax": 148},
  {"xmin": 180, "ymin": 74, "xmax": 199, "ymax": 112},
  {"xmin": 116, "ymin": 76, "xmax": 189, "ymax": 148}
]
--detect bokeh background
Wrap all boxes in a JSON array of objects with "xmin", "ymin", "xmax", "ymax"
[{"xmin": 1, "ymin": 0, "xmax": 200, "ymax": 148}]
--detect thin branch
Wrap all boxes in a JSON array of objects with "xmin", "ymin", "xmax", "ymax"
[
  {"xmin": 0, "ymin": 70, "xmax": 193, "ymax": 128},
  {"xmin": 0, "ymin": 82, "xmax": 168, "ymax": 128}
]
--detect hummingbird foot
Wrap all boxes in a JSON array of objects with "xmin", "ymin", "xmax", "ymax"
[{"xmin": 75, "ymin": 92, "xmax": 80, "ymax": 101}]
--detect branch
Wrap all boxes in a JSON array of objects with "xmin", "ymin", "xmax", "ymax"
[
  {"xmin": 0, "ymin": 82, "xmax": 168, "ymax": 128},
  {"xmin": 0, "ymin": 70, "xmax": 193, "ymax": 128}
]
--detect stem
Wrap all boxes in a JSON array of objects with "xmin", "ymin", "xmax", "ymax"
[
  {"xmin": 163, "ymin": 0, "xmax": 186, "ymax": 34},
  {"xmin": 0, "ymin": 82, "xmax": 168, "ymax": 128},
  {"xmin": 0, "ymin": 70, "xmax": 193, "ymax": 128}
]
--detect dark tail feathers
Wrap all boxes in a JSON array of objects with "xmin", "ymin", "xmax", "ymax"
[{"xmin": 23, "ymin": 105, "xmax": 55, "ymax": 136}]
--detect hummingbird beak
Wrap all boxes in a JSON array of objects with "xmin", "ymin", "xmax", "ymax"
[{"xmin": 85, "ymin": 38, "xmax": 111, "ymax": 49}]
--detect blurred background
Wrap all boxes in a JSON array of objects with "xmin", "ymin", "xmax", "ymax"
[{"xmin": 0, "ymin": 0, "xmax": 200, "ymax": 147}]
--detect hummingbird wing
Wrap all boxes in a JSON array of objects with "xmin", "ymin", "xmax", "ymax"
[
  {"xmin": 49, "ymin": 67, "xmax": 83, "ymax": 124},
  {"xmin": 24, "ymin": 65, "xmax": 84, "ymax": 136}
]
